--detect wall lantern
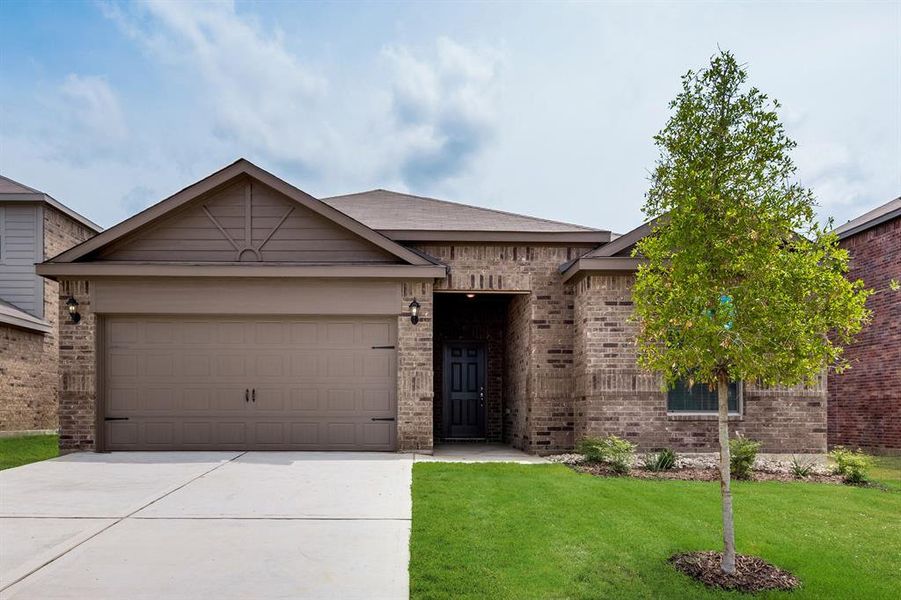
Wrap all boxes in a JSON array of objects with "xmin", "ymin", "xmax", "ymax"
[
  {"xmin": 66, "ymin": 296, "xmax": 81, "ymax": 324},
  {"xmin": 409, "ymin": 298, "xmax": 421, "ymax": 325}
]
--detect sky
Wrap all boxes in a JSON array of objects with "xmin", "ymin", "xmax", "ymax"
[{"xmin": 1, "ymin": 0, "xmax": 899, "ymax": 233}]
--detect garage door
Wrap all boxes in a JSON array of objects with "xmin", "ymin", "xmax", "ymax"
[{"xmin": 103, "ymin": 316, "xmax": 397, "ymax": 451}]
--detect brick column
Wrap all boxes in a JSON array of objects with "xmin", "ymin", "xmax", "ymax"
[
  {"xmin": 58, "ymin": 279, "xmax": 97, "ymax": 452},
  {"xmin": 396, "ymin": 281, "xmax": 434, "ymax": 452}
]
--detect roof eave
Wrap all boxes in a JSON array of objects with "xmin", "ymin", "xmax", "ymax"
[
  {"xmin": 0, "ymin": 193, "xmax": 102, "ymax": 232},
  {"xmin": 835, "ymin": 206, "xmax": 901, "ymax": 240},
  {"xmin": 0, "ymin": 305, "xmax": 52, "ymax": 334},
  {"xmin": 560, "ymin": 257, "xmax": 644, "ymax": 283},
  {"xmin": 36, "ymin": 262, "xmax": 448, "ymax": 280}
]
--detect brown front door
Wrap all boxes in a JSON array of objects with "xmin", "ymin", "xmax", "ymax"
[{"xmin": 443, "ymin": 342, "xmax": 486, "ymax": 439}]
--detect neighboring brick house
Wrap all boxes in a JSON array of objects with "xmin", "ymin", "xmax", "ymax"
[
  {"xmin": 828, "ymin": 197, "xmax": 901, "ymax": 453},
  {"xmin": 37, "ymin": 159, "xmax": 827, "ymax": 454},
  {"xmin": 0, "ymin": 176, "xmax": 100, "ymax": 434}
]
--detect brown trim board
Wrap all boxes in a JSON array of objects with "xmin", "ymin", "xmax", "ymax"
[
  {"xmin": 37, "ymin": 262, "xmax": 447, "ymax": 280},
  {"xmin": 560, "ymin": 257, "xmax": 644, "ymax": 282}
]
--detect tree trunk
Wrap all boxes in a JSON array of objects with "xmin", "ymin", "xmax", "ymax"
[{"xmin": 718, "ymin": 371, "xmax": 736, "ymax": 574}]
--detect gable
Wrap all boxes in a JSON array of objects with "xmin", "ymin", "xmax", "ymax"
[
  {"xmin": 98, "ymin": 177, "xmax": 399, "ymax": 264},
  {"xmin": 45, "ymin": 160, "xmax": 436, "ymax": 269}
]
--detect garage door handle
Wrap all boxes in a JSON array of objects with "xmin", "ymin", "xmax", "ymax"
[
  {"xmin": 105, "ymin": 417, "xmax": 129, "ymax": 421},
  {"xmin": 245, "ymin": 389, "xmax": 249, "ymax": 403},
  {"xmin": 371, "ymin": 417, "xmax": 395, "ymax": 422},
  {"xmin": 252, "ymin": 389, "xmax": 256, "ymax": 403}
]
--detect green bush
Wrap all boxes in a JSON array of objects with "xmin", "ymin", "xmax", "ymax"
[
  {"xmin": 729, "ymin": 435, "xmax": 761, "ymax": 480},
  {"xmin": 644, "ymin": 448, "xmax": 677, "ymax": 472},
  {"xmin": 577, "ymin": 435, "xmax": 636, "ymax": 474},
  {"xmin": 790, "ymin": 456, "xmax": 814, "ymax": 479},
  {"xmin": 829, "ymin": 446, "xmax": 872, "ymax": 484}
]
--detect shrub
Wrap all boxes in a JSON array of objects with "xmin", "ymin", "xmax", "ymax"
[
  {"xmin": 729, "ymin": 435, "xmax": 761, "ymax": 480},
  {"xmin": 829, "ymin": 446, "xmax": 872, "ymax": 484},
  {"xmin": 644, "ymin": 448, "xmax": 677, "ymax": 472},
  {"xmin": 577, "ymin": 435, "xmax": 636, "ymax": 474},
  {"xmin": 790, "ymin": 456, "xmax": 814, "ymax": 479}
]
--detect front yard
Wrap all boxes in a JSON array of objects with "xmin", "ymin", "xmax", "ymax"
[
  {"xmin": 410, "ymin": 463, "xmax": 900, "ymax": 599},
  {"xmin": 0, "ymin": 434, "xmax": 58, "ymax": 470}
]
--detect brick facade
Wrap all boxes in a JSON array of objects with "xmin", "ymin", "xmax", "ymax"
[
  {"xmin": 573, "ymin": 274, "xmax": 827, "ymax": 453},
  {"xmin": 828, "ymin": 216, "xmax": 901, "ymax": 452},
  {"xmin": 413, "ymin": 243, "xmax": 594, "ymax": 454},
  {"xmin": 56, "ymin": 279, "xmax": 97, "ymax": 451},
  {"xmin": 0, "ymin": 206, "xmax": 94, "ymax": 434},
  {"xmin": 53, "ymin": 241, "xmax": 832, "ymax": 455},
  {"xmin": 396, "ymin": 281, "xmax": 434, "ymax": 452}
]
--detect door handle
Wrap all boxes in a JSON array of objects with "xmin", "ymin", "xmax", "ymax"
[
  {"xmin": 371, "ymin": 417, "xmax": 395, "ymax": 422},
  {"xmin": 479, "ymin": 387, "xmax": 485, "ymax": 407},
  {"xmin": 245, "ymin": 389, "xmax": 249, "ymax": 403},
  {"xmin": 252, "ymin": 388, "xmax": 256, "ymax": 403}
]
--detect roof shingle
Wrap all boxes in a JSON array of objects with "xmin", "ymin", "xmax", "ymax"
[{"xmin": 321, "ymin": 189, "xmax": 602, "ymax": 233}]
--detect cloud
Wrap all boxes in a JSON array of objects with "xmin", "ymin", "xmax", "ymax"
[
  {"xmin": 382, "ymin": 38, "xmax": 502, "ymax": 187},
  {"xmin": 37, "ymin": 74, "xmax": 128, "ymax": 164},
  {"xmin": 99, "ymin": 1, "xmax": 501, "ymax": 189}
]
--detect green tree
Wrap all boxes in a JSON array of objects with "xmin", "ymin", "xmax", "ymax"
[{"xmin": 632, "ymin": 51, "xmax": 871, "ymax": 574}]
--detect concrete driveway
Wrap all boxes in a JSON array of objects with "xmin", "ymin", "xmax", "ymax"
[{"xmin": 0, "ymin": 452, "xmax": 412, "ymax": 599}]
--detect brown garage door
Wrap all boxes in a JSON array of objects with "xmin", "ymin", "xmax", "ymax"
[{"xmin": 103, "ymin": 316, "xmax": 397, "ymax": 451}]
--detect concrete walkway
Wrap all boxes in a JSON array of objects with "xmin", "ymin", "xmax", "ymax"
[
  {"xmin": 0, "ymin": 452, "xmax": 412, "ymax": 599},
  {"xmin": 415, "ymin": 443, "xmax": 549, "ymax": 464}
]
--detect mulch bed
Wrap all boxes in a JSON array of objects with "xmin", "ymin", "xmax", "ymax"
[
  {"xmin": 573, "ymin": 463, "xmax": 844, "ymax": 484},
  {"xmin": 669, "ymin": 551, "xmax": 800, "ymax": 593}
]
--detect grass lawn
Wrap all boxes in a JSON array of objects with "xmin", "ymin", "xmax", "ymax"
[
  {"xmin": 870, "ymin": 455, "xmax": 901, "ymax": 491},
  {"xmin": 0, "ymin": 434, "xmax": 59, "ymax": 470},
  {"xmin": 410, "ymin": 463, "xmax": 901, "ymax": 599}
]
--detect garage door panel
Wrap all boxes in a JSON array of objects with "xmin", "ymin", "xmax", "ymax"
[
  {"xmin": 218, "ymin": 322, "xmax": 247, "ymax": 345},
  {"xmin": 209, "ymin": 388, "xmax": 250, "ymax": 412},
  {"xmin": 107, "ymin": 388, "xmax": 138, "ymax": 412},
  {"xmin": 216, "ymin": 355, "xmax": 248, "ymax": 378},
  {"xmin": 108, "ymin": 353, "xmax": 138, "ymax": 378},
  {"xmin": 254, "ymin": 387, "xmax": 286, "ymax": 411},
  {"xmin": 104, "ymin": 316, "xmax": 396, "ymax": 451},
  {"xmin": 289, "ymin": 388, "xmax": 319, "ymax": 411},
  {"xmin": 183, "ymin": 422, "xmax": 212, "ymax": 445},
  {"xmin": 255, "ymin": 355, "xmax": 287, "ymax": 378},
  {"xmin": 290, "ymin": 353, "xmax": 320, "ymax": 378},
  {"xmin": 106, "ymin": 421, "xmax": 138, "ymax": 447}
]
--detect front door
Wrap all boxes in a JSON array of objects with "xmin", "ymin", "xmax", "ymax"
[{"xmin": 443, "ymin": 342, "xmax": 486, "ymax": 439}]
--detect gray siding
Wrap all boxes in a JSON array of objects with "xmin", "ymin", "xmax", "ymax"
[
  {"xmin": 99, "ymin": 179, "xmax": 399, "ymax": 264},
  {"xmin": 0, "ymin": 204, "xmax": 43, "ymax": 318}
]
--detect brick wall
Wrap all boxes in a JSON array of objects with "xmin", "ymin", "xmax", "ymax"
[
  {"xmin": 574, "ymin": 273, "xmax": 827, "ymax": 453},
  {"xmin": 0, "ymin": 206, "xmax": 94, "ymax": 434},
  {"xmin": 828, "ymin": 217, "xmax": 901, "ymax": 452},
  {"xmin": 505, "ymin": 293, "xmax": 531, "ymax": 448},
  {"xmin": 413, "ymin": 243, "xmax": 593, "ymax": 454},
  {"xmin": 397, "ymin": 281, "xmax": 434, "ymax": 452},
  {"xmin": 0, "ymin": 325, "xmax": 55, "ymax": 431},
  {"xmin": 57, "ymin": 279, "xmax": 97, "ymax": 451}
]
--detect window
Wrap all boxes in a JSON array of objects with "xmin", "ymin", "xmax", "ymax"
[{"xmin": 667, "ymin": 380, "xmax": 741, "ymax": 413}]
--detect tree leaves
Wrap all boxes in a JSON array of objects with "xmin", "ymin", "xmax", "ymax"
[{"xmin": 632, "ymin": 50, "xmax": 871, "ymax": 389}]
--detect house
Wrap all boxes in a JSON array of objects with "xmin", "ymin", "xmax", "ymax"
[
  {"xmin": 36, "ymin": 159, "xmax": 827, "ymax": 454},
  {"xmin": 0, "ymin": 176, "xmax": 101, "ymax": 434},
  {"xmin": 828, "ymin": 197, "xmax": 901, "ymax": 453}
]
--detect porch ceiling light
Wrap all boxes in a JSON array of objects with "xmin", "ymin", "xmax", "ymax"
[
  {"xmin": 409, "ymin": 298, "xmax": 421, "ymax": 325},
  {"xmin": 466, "ymin": 293, "xmax": 476, "ymax": 299},
  {"xmin": 66, "ymin": 296, "xmax": 81, "ymax": 324}
]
